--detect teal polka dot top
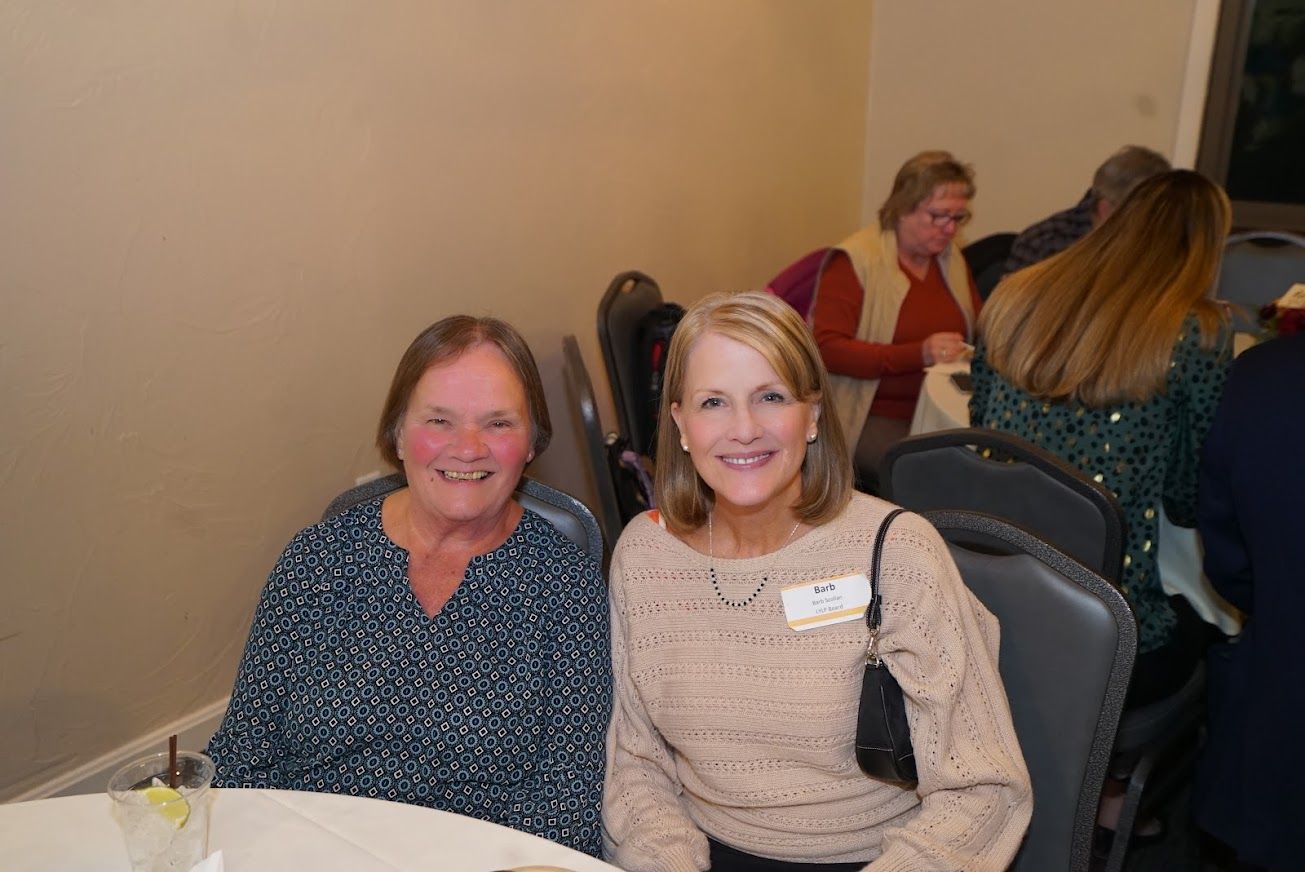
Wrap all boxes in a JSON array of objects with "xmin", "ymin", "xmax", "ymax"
[{"xmin": 970, "ymin": 316, "xmax": 1231, "ymax": 652}]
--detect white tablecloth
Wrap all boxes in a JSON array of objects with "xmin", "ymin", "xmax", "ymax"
[
  {"xmin": 909, "ymin": 360, "xmax": 1243, "ymax": 635},
  {"xmin": 0, "ymin": 788, "xmax": 619, "ymax": 871}
]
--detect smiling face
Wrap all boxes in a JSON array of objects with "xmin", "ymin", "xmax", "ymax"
[
  {"xmin": 669, "ymin": 332, "xmax": 818, "ymax": 519},
  {"xmin": 395, "ymin": 343, "xmax": 533, "ymax": 534},
  {"xmin": 894, "ymin": 182, "xmax": 972, "ymax": 262}
]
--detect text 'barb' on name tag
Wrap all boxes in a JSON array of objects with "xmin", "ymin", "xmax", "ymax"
[{"xmin": 780, "ymin": 574, "xmax": 871, "ymax": 632}]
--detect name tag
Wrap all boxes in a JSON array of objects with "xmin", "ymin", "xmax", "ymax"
[{"xmin": 780, "ymin": 574, "xmax": 872, "ymax": 631}]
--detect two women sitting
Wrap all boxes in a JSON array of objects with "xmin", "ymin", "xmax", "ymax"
[{"xmin": 208, "ymin": 296, "xmax": 1035, "ymax": 870}]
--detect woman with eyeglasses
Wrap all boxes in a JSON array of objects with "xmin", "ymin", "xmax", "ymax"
[{"xmin": 811, "ymin": 151, "xmax": 981, "ymax": 491}]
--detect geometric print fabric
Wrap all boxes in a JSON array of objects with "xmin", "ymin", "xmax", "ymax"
[{"xmin": 207, "ymin": 499, "xmax": 611, "ymax": 856}]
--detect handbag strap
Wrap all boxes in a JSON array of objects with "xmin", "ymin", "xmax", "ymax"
[{"xmin": 865, "ymin": 508, "xmax": 907, "ymax": 664}]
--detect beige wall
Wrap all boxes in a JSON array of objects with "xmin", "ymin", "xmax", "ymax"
[
  {"xmin": 0, "ymin": 1, "xmax": 873, "ymax": 798},
  {"xmin": 861, "ymin": 0, "xmax": 1200, "ymax": 240}
]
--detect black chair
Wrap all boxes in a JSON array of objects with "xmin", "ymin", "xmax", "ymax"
[
  {"xmin": 880, "ymin": 428, "xmax": 1124, "ymax": 579},
  {"xmin": 322, "ymin": 473, "xmax": 604, "ymax": 565},
  {"xmin": 597, "ymin": 270, "xmax": 663, "ymax": 454},
  {"xmin": 884, "ymin": 429, "xmax": 1202, "ymax": 870},
  {"xmin": 562, "ymin": 334, "xmax": 626, "ymax": 566},
  {"xmin": 1216, "ymin": 231, "xmax": 1305, "ymax": 332},
  {"xmin": 962, "ymin": 231, "xmax": 1018, "ymax": 299},
  {"xmin": 1101, "ymin": 660, "xmax": 1207, "ymax": 872},
  {"xmin": 926, "ymin": 510, "xmax": 1136, "ymax": 872}
]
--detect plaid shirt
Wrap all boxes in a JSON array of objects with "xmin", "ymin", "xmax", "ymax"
[{"xmin": 1002, "ymin": 190, "xmax": 1095, "ymax": 277}]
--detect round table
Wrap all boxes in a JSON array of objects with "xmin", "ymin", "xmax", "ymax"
[
  {"xmin": 0, "ymin": 788, "xmax": 620, "ymax": 871},
  {"xmin": 909, "ymin": 359, "xmax": 1243, "ymax": 635}
]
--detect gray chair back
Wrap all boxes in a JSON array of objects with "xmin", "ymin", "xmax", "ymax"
[
  {"xmin": 881, "ymin": 428, "xmax": 1124, "ymax": 580},
  {"xmin": 321, "ymin": 473, "xmax": 604, "ymax": 565},
  {"xmin": 1217, "ymin": 231, "xmax": 1305, "ymax": 331},
  {"xmin": 562, "ymin": 334, "xmax": 624, "ymax": 565},
  {"xmin": 597, "ymin": 270, "xmax": 663, "ymax": 454},
  {"xmin": 926, "ymin": 510, "xmax": 1136, "ymax": 872}
]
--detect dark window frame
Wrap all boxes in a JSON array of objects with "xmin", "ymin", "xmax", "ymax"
[{"xmin": 1196, "ymin": 0, "xmax": 1305, "ymax": 232}]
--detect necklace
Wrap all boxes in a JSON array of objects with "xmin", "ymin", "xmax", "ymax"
[{"xmin": 707, "ymin": 512, "xmax": 803, "ymax": 608}]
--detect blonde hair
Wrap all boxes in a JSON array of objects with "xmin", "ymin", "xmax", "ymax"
[
  {"xmin": 655, "ymin": 291, "xmax": 852, "ymax": 534},
  {"xmin": 980, "ymin": 170, "xmax": 1230, "ymax": 406},
  {"xmin": 878, "ymin": 150, "xmax": 976, "ymax": 229}
]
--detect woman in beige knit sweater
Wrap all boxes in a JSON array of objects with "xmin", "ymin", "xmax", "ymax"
[{"xmin": 601, "ymin": 291, "xmax": 1031, "ymax": 872}]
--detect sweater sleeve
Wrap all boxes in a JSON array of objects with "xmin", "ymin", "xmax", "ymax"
[
  {"xmin": 1164, "ymin": 320, "xmax": 1232, "ymax": 527},
  {"xmin": 967, "ymin": 337, "xmax": 994, "ymax": 428},
  {"xmin": 867, "ymin": 516, "xmax": 1033, "ymax": 872},
  {"xmin": 206, "ymin": 543, "xmax": 302, "ymax": 788},
  {"xmin": 517, "ymin": 555, "xmax": 611, "ymax": 857},
  {"xmin": 601, "ymin": 549, "xmax": 709, "ymax": 872},
  {"xmin": 812, "ymin": 252, "xmax": 927, "ymax": 379}
]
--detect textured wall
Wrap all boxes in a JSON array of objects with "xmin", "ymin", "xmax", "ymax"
[
  {"xmin": 860, "ymin": 0, "xmax": 1200, "ymax": 240},
  {"xmin": 0, "ymin": 1, "xmax": 872, "ymax": 798}
]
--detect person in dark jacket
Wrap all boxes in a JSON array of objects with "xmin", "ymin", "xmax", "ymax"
[
  {"xmin": 1002, "ymin": 145, "xmax": 1170, "ymax": 277},
  {"xmin": 1193, "ymin": 333, "xmax": 1305, "ymax": 872}
]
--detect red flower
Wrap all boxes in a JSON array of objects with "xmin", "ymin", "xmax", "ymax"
[{"xmin": 1279, "ymin": 307, "xmax": 1305, "ymax": 337}]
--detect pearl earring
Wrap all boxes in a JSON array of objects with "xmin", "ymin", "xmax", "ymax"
[
  {"xmin": 681, "ymin": 442, "xmax": 689, "ymax": 452},
  {"xmin": 807, "ymin": 432, "xmax": 817, "ymax": 443}
]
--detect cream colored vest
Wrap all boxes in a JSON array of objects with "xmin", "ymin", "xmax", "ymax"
[{"xmin": 813, "ymin": 223, "xmax": 975, "ymax": 453}]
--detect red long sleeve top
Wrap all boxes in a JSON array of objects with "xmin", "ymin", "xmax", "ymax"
[{"xmin": 812, "ymin": 251, "xmax": 981, "ymax": 420}]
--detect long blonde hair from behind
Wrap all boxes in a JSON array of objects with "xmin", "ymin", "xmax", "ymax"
[
  {"xmin": 655, "ymin": 291, "xmax": 853, "ymax": 535},
  {"xmin": 979, "ymin": 170, "xmax": 1230, "ymax": 407}
]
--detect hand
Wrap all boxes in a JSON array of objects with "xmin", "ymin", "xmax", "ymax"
[{"xmin": 922, "ymin": 332, "xmax": 967, "ymax": 366}]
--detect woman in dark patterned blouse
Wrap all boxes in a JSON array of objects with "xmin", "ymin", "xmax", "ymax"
[
  {"xmin": 207, "ymin": 316, "xmax": 611, "ymax": 856},
  {"xmin": 970, "ymin": 169, "xmax": 1232, "ymax": 707}
]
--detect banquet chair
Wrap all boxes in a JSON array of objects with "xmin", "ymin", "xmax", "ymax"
[
  {"xmin": 884, "ymin": 429, "xmax": 1203, "ymax": 870},
  {"xmin": 925, "ymin": 510, "xmax": 1136, "ymax": 872},
  {"xmin": 321, "ymin": 473, "xmax": 605, "ymax": 566},
  {"xmin": 1100, "ymin": 660, "xmax": 1206, "ymax": 872},
  {"xmin": 562, "ymin": 333, "xmax": 626, "ymax": 567},
  {"xmin": 962, "ymin": 231, "xmax": 1018, "ymax": 300},
  {"xmin": 879, "ymin": 428, "xmax": 1124, "ymax": 578},
  {"xmin": 597, "ymin": 270, "xmax": 664, "ymax": 455},
  {"xmin": 1216, "ymin": 231, "xmax": 1305, "ymax": 332}
]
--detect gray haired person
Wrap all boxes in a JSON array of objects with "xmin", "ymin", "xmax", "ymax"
[{"xmin": 1004, "ymin": 145, "xmax": 1171, "ymax": 276}]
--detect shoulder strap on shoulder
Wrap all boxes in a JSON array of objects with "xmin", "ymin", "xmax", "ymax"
[{"xmin": 865, "ymin": 508, "xmax": 907, "ymax": 633}]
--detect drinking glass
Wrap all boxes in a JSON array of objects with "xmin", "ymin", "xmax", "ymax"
[{"xmin": 107, "ymin": 750, "xmax": 215, "ymax": 872}]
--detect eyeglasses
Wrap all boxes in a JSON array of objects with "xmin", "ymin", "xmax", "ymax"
[{"xmin": 924, "ymin": 208, "xmax": 971, "ymax": 228}]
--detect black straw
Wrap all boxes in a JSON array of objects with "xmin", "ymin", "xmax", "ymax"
[{"xmin": 167, "ymin": 734, "xmax": 178, "ymax": 789}]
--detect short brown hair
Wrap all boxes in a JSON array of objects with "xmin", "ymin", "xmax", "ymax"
[
  {"xmin": 376, "ymin": 316, "xmax": 552, "ymax": 469},
  {"xmin": 655, "ymin": 291, "xmax": 853, "ymax": 533},
  {"xmin": 877, "ymin": 150, "xmax": 976, "ymax": 230}
]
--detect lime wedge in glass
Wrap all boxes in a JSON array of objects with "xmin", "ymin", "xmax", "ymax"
[{"xmin": 138, "ymin": 785, "xmax": 190, "ymax": 828}]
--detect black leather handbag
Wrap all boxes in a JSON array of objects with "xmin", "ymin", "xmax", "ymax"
[{"xmin": 855, "ymin": 508, "xmax": 918, "ymax": 787}]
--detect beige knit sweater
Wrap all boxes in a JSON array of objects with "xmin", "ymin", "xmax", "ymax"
[{"xmin": 601, "ymin": 493, "xmax": 1031, "ymax": 871}]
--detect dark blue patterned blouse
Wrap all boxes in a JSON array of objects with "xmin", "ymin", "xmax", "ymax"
[
  {"xmin": 207, "ymin": 498, "xmax": 611, "ymax": 856},
  {"xmin": 1003, "ymin": 191, "xmax": 1095, "ymax": 277}
]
